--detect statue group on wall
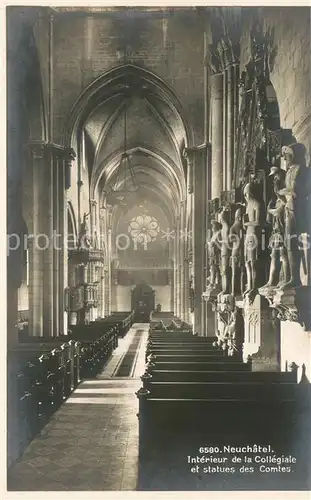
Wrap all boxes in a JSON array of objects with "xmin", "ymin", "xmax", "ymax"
[
  {"xmin": 206, "ymin": 142, "xmax": 310, "ymax": 303},
  {"xmin": 260, "ymin": 142, "xmax": 310, "ymax": 294}
]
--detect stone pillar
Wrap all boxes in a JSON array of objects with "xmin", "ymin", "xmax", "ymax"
[
  {"xmin": 211, "ymin": 72, "xmax": 223, "ymax": 199},
  {"xmin": 107, "ymin": 228, "xmax": 112, "ymax": 315},
  {"xmin": 99, "ymin": 267, "xmax": 104, "ymax": 318},
  {"xmin": 191, "ymin": 146, "xmax": 207, "ymax": 335},
  {"xmin": 227, "ymin": 64, "xmax": 234, "ymax": 190},
  {"xmin": 243, "ymin": 294, "xmax": 280, "ymax": 371},
  {"xmin": 28, "ymin": 144, "xmax": 44, "ymax": 336},
  {"xmin": 173, "ymin": 238, "xmax": 178, "ymax": 317},
  {"xmin": 168, "ymin": 269, "xmax": 174, "ymax": 313},
  {"xmin": 58, "ymin": 153, "xmax": 65, "ymax": 334},
  {"xmin": 52, "ymin": 154, "xmax": 59, "ymax": 336},
  {"xmin": 223, "ymin": 68, "xmax": 228, "ymax": 190},
  {"xmin": 90, "ymin": 199, "xmax": 97, "ymax": 244},
  {"xmin": 183, "ymin": 258, "xmax": 190, "ymax": 323},
  {"xmin": 42, "ymin": 147, "xmax": 54, "ymax": 336},
  {"xmin": 179, "ymin": 200, "xmax": 186, "ymax": 320},
  {"xmin": 233, "ymin": 63, "xmax": 240, "ymax": 164},
  {"xmin": 204, "ymin": 31, "xmax": 210, "ymax": 144},
  {"xmin": 62, "ymin": 147, "xmax": 75, "ymax": 333},
  {"xmin": 176, "ymin": 216, "xmax": 181, "ymax": 318}
]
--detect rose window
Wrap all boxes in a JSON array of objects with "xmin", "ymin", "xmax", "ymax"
[{"xmin": 128, "ymin": 215, "xmax": 160, "ymax": 243}]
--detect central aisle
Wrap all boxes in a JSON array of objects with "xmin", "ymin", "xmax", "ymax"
[{"xmin": 7, "ymin": 324, "xmax": 148, "ymax": 491}]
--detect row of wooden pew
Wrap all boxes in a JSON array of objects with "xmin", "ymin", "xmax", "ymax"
[
  {"xmin": 136, "ymin": 324, "xmax": 311, "ymax": 489},
  {"xmin": 8, "ymin": 312, "xmax": 134, "ymax": 467}
]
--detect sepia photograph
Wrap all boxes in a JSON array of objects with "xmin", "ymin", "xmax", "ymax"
[{"xmin": 6, "ymin": 3, "xmax": 311, "ymax": 493}]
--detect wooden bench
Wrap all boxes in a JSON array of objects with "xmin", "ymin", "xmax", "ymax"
[
  {"xmin": 147, "ymin": 369, "xmax": 298, "ymax": 383},
  {"xmin": 141, "ymin": 380, "xmax": 309, "ymax": 399},
  {"xmin": 8, "ymin": 318, "xmax": 123, "ymax": 467},
  {"xmin": 136, "ymin": 323, "xmax": 311, "ymax": 490}
]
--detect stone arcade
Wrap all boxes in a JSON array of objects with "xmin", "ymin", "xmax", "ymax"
[{"xmin": 6, "ymin": 5, "xmax": 311, "ymax": 492}]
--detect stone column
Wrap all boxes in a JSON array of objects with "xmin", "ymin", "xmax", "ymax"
[
  {"xmin": 42, "ymin": 146, "xmax": 54, "ymax": 336},
  {"xmin": 90, "ymin": 199, "xmax": 97, "ymax": 244},
  {"xmin": 52, "ymin": 153, "xmax": 59, "ymax": 336},
  {"xmin": 183, "ymin": 257, "xmax": 190, "ymax": 324},
  {"xmin": 168, "ymin": 269, "xmax": 174, "ymax": 313},
  {"xmin": 175, "ymin": 216, "xmax": 181, "ymax": 318},
  {"xmin": 107, "ymin": 228, "xmax": 112, "ymax": 315},
  {"xmin": 227, "ymin": 64, "xmax": 234, "ymax": 190},
  {"xmin": 28, "ymin": 143, "xmax": 44, "ymax": 336},
  {"xmin": 58, "ymin": 153, "xmax": 65, "ymax": 334},
  {"xmin": 191, "ymin": 146, "xmax": 207, "ymax": 335},
  {"xmin": 233, "ymin": 64, "xmax": 240, "ymax": 164},
  {"xmin": 63, "ymin": 148, "xmax": 75, "ymax": 333},
  {"xmin": 173, "ymin": 237, "xmax": 178, "ymax": 316},
  {"xmin": 204, "ymin": 31, "xmax": 210, "ymax": 144},
  {"xmin": 222, "ymin": 68, "xmax": 228, "ymax": 191},
  {"xmin": 179, "ymin": 201, "xmax": 186, "ymax": 320},
  {"xmin": 211, "ymin": 72, "xmax": 224, "ymax": 199}
]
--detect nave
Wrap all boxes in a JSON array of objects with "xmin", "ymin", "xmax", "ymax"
[
  {"xmin": 8, "ymin": 317, "xmax": 311, "ymax": 491},
  {"xmin": 6, "ymin": 5, "xmax": 311, "ymax": 493},
  {"xmin": 7, "ymin": 324, "xmax": 147, "ymax": 491}
]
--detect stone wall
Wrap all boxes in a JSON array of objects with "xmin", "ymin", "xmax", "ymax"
[
  {"xmin": 281, "ymin": 322, "xmax": 311, "ymax": 381},
  {"xmin": 112, "ymin": 284, "xmax": 171, "ymax": 311},
  {"xmin": 51, "ymin": 9, "xmax": 205, "ymax": 145},
  {"xmin": 240, "ymin": 7, "xmax": 311, "ymax": 157}
]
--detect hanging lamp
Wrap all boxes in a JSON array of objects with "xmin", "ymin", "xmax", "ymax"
[{"xmin": 106, "ymin": 48, "xmax": 139, "ymax": 206}]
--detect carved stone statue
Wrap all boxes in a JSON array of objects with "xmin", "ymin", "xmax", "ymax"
[
  {"xmin": 225, "ymin": 304, "xmax": 244, "ymax": 357},
  {"xmin": 213, "ymin": 296, "xmax": 244, "ymax": 357},
  {"xmin": 189, "ymin": 275, "xmax": 195, "ymax": 313},
  {"xmin": 229, "ymin": 208, "xmax": 243, "ymax": 295},
  {"xmin": 277, "ymin": 143, "xmax": 308, "ymax": 289},
  {"xmin": 260, "ymin": 166, "xmax": 287, "ymax": 290},
  {"xmin": 243, "ymin": 183, "xmax": 263, "ymax": 294},
  {"xmin": 93, "ymin": 230, "xmax": 99, "ymax": 249},
  {"xmin": 206, "ymin": 220, "xmax": 221, "ymax": 289},
  {"xmin": 79, "ymin": 213, "xmax": 92, "ymax": 248},
  {"xmin": 220, "ymin": 209, "xmax": 231, "ymax": 294}
]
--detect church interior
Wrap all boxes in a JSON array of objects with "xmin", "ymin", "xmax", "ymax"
[{"xmin": 6, "ymin": 5, "xmax": 311, "ymax": 491}]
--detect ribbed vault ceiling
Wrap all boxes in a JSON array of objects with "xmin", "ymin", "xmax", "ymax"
[{"xmin": 75, "ymin": 64, "xmax": 189, "ymax": 226}]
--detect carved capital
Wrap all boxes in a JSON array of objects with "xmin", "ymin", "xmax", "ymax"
[
  {"xmin": 63, "ymin": 146, "xmax": 76, "ymax": 163},
  {"xmin": 207, "ymin": 44, "xmax": 222, "ymax": 74},
  {"xmin": 259, "ymin": 285, "xmax": 311, "ymax": 330},
  {"xmin": 29, "ymin": 141, "xmax": 46, "ymax": 160}
]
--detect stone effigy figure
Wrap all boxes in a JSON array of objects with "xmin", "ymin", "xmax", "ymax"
[
  {"xmin": 219, "ymin": 209, "xmax": 231, "ymax": 294},
  {"xmin": 260, "ymin": 166, "xmax": 287, "ymax": 290},
  {"xmin": 213, "ymin": 296, "xmax": 244, "ymax": 357},
  {"xmin": 277, "ymin": 143, "xmax": 308, "ymax": 289},
  {"xmin": 229, "ymin": 208, "xmax": 243, "ymax": 295},
  {"xmin": 243, "ymin": 183, "xmax": 263, "ymax": 294},
  {"xmin": 206, "ymin": 220, "xmax": 222, "ymax": 289},
  {"xmin": 226, "ymin": 304, "xmax": 244, "ymax": 357},
  {"xmin": 79, "ymin": 213, "xmax": 92, "ymax": 248}
]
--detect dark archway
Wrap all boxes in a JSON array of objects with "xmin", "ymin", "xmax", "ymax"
[{"xmin": 131, "ymin": 282, "xmax": 155, "ymax": 322}]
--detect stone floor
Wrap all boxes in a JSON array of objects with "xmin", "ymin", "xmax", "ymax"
[{"xmin": 7, "ymin": 323, "xmax": 148, "ymax": 491}]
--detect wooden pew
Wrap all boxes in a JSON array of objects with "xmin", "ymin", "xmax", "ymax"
[
  {"xmin": 147, "ymin": 369, "xmax": 298, "ymax": 383},
  {"xmin": 8, "ymin": 317, "xmax": 123, "ymax": 467},
  {"xmin": 136, "ymin": 323, "xmax": 311, "ymax": 490}
]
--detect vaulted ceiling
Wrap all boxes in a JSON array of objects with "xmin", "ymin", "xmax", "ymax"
[{"xmin": 75, "ymin": 65, "xmax": 189, "ymax": 220}]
